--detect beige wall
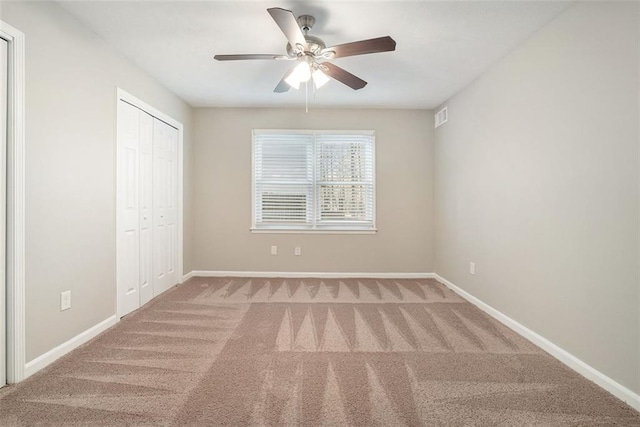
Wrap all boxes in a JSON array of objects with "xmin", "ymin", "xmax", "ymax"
[
  {"xmin": 1, "ymin": 1, "xmax": 194, "ymax": 361},
  {"xmin": 4, "ymin": 0, "xmax": 635, "ymax": 395},
  {"xmin": 193, "ymin": 108, "xmax": 433, "ymax": 273},
  {"xmin": 434, "ymin": 2, "xmax": 639, "ymax": 392}
]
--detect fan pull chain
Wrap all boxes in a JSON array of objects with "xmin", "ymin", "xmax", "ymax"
[{"xmin": 305, "ymin": 80, "xmax": 309, "ymax": 113}]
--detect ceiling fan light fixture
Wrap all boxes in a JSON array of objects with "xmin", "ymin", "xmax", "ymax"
[
  {"xmin": 215, "ymin": 8, "xmax": 397, "ymax": 95},
  {"xmin": 295, "ymin": 61, "xmax": 312, "ymax": 82},
  {"xmin": 284, "ymin": 75, "xmax": 301, "ymax": 90},
  {"xmin": 313, "ymin": 68, "xmax": 330, "ymax": 89},
  {"xmin": 285, "ymin": 61, "xmax": 311, "ymax": 89}
]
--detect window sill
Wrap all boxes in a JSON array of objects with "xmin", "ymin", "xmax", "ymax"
[{"xmin": 250, "ymin": 228, "xmax": 377, "ymax": 235}]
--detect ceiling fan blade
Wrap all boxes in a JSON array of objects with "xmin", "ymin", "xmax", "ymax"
[
  {"xmin": 322, "ymin": 36, "xmax": 396, "ymax": 59},
  {"xmin": 267, "ymin": 8, "xmax": 307, "ymax": 51},
  {"xmin": 274, "ymin": 67, "xmax": 295, "ymax": 93},
  {"xmin": 214, "ymin": 54, "xmax": 290, "ymax": 61},
  {"xmin": 320, "ymin": 62, "xmax": 367, "ymax": 90}
]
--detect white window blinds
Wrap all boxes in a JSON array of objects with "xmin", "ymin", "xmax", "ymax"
[
  {"xmin": 316, "ymin": 134, "xmax": 374, "ymax": 225},
  {"xmin": 252, "ymin": 130, "xmax": 376, "ymax": 232},
  {"xmin": 254, "ymin": 133, "xmax": 314, "ymax": 225}
]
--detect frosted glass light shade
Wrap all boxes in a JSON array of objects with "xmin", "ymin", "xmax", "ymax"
[
  {"xmin": 294, "ymin": 61, "xmax": 311, "ymax": 82},
  {"xmin": 285, "ymin": 74, "xmax": 301, "ymax": 89},
  {"xmin": 313, "ymin": 69, "xmax": 330, "ymax": 88},
  {"xmin": 285, "ymin": 62, "xmax": 311, "ymax": 89}
]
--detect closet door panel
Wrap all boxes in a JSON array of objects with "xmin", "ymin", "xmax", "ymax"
[
  {"xmin": 139, "ymin": 111, "xmax": 154, "ymax": 305},
  {"xmin": 0, "ymin": 38, "xmax": 6, "ymax": 387},
  {"xmin": 152, "ymin": 119, "xmax": 166, "ymax": 294},
  {"xmin": 165, "ymin": 124, "xmax": 178, "ymax": 285},
  {"xmin": 117, "ymin": 101, "xmax": 141, "ymax": 317},
  {"xmin": 153, "ymin": 119, "xmax": 178, "ymax": 294}
]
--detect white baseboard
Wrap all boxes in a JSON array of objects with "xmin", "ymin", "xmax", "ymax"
[
  {"xmin": 183, "ymin": 270, "xmax": 435, "ymax": 281},
  {"xmin": 24, "ymin": 315, "xmax": 117, "ymax": 379},
  {"xmin": 433, "ymin": 274, "xmax": 640, "ymax": 412}
]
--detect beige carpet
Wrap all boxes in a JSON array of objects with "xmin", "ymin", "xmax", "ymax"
[{"xmin": 0, "ymin": 277, "xmax": 638, "ymax": 426}]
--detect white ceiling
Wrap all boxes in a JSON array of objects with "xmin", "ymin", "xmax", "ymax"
[{"xmin": 58, "ymin": 0, "xmax": 571, "ymax": 109}]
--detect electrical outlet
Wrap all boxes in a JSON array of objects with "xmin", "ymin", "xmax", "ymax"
[
  {"xmin": 294, "ymin": 246, "xmax": 301, "ymax": 256},
  {"xmin": 470, "ymin": 262, "xmax": 475, "ymax": 275},
  {"xmin": 271, "ymin": 245, "xmax": 277, "ymax": 255},
  {"xmin": 61, "ymin": 290, "xmax": 71, "ymax": 311}
]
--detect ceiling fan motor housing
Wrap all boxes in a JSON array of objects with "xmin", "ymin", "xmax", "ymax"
[
  {"xmin": 287, "ymin": 34, "xmax": 326, "ymax": 56},
  {"xmin": 297, "ymin": 15, "xmax": 315, "ymax": 32},
  {"xmin": 286, "ymin": 15, "xmax": 326, "ymax": 57}
]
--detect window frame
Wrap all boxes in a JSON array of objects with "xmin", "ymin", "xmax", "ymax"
[{"xmin": 251, "ymin": 129, "xmax": 377, "ymax": 234}]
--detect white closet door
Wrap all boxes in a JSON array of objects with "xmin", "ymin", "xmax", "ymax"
[
  {"xmin": 152, "ymin": 119, "xmax": 178, "ymax": 295},
  {"xmin": 165, "ymin": 123, "xmax": 178, "ymax": 288},
  {"xmin": 138, "ymin": 111, "xmax": 153, "ymax": 306},
  {"xmin": 0, "ymin": 38, "xmax": 8, "ymax": 387},
  {"xmin": 116, "ymin": 101, "xmax": 141, "ymax": 317}
]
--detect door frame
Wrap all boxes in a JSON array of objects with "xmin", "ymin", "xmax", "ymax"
[
  {"xmin": 115, "ymin": 88, "xmax": 184, "ymax": 318},
  {"xmin": 0, "ymin": 20, "xmax": 25, "ymax": 384}
]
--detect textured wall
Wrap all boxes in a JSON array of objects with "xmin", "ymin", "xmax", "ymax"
[
  {"xmin": 2, "ymin": 1, "xmax": 194, "ymax": 362},
  {"xmin": 434, "ymin": 2, "xmax": 639, "ymax": 392},
  {"xmin": 192, "ymin": 108, "xmax": 434, "ymax": 274}
]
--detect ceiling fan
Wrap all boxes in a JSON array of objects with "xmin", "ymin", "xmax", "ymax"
[{"xmin": 214, "ymin": 7, "xmax": 396, "ymax": 93}]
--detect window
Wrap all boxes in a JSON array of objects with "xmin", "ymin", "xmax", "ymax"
[{"xmin": 252, "ymin": 130, "xmax": 376, "ymax": 233}]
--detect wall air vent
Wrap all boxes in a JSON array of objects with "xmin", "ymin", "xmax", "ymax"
[{"xmin": 435, "ymin": 106, "xmax": 448, "ymax": 128}]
